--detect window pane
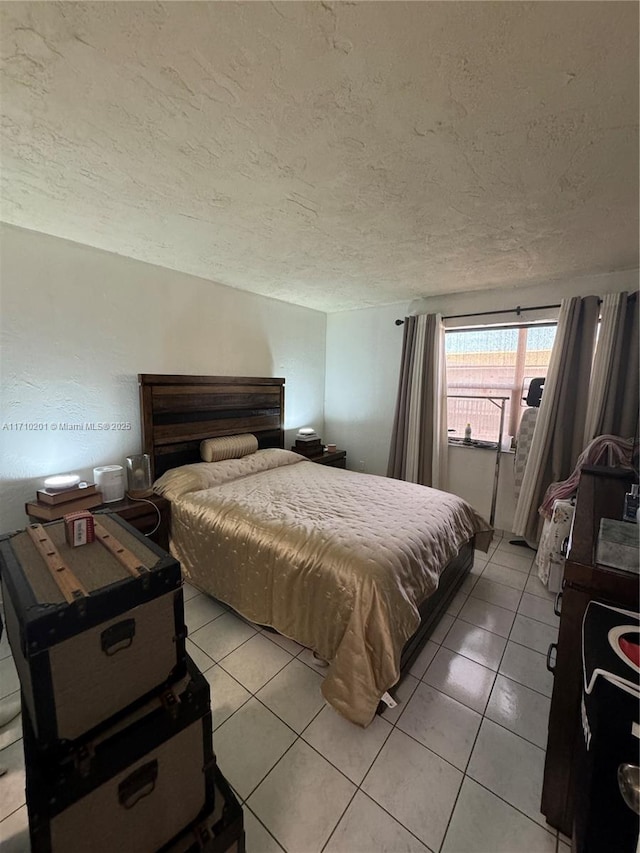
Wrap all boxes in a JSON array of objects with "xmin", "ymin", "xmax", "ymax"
[
  {"xmin": 445, "ymin": 325, "xmax": 556, "ymax": 443},
  {"xmin": 522, "ymin": 326, "xmax": 556, "ymax": 408}
]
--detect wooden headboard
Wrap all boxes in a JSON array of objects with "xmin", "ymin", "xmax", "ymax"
[{"xmin": 138, "ymin": 374, "xmax": 285, "ymax": 478}]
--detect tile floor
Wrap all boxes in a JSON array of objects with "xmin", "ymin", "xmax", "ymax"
[{"xmin": 0, "ymin": 533, "xmax": 572, "ymax": 853}]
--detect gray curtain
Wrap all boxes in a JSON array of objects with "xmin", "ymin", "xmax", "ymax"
[
  {"xmin": 388, "ymin": 313, "xmax": 448, "ymax": 489},
  {"xmin": 388, "ymin": 317, "xmax": 417, "ymax": 481},
  {"xmin": 513, "ymin": 295, "xmax": 600, "ymax": 545},
  {"xmin": 584, "ymin": 291, "xmax": 639, "ymax": 443}
]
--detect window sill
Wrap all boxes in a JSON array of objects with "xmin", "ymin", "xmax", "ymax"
[{"xmin": 448, "ymin": 439, "xmax": 514, "ymax": 454}]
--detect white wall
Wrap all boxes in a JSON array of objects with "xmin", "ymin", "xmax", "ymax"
[
  {"xmin": 325, "ymin": 269, "xmax": 639, "ymax": 532},
  {"xmin": 0, "ymin": 224, "xmax": 326, "ymax": 532},
  {"xmin": 448, "ymin": 446, "xmax": 516, "ymax": 534},
  {"xmin": 324, "ymin": 302, "xmax": 409, "ymax": 476}
]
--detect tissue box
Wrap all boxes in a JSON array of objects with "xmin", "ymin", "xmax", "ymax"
[
  {"xmin": 596, "ymin": 518, "xmax": 639, "ymax": 574},
  {"xmin": 64, "ymin": 510, "xmax": 95, "ymax": 547}
]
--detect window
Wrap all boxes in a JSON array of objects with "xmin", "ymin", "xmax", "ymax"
[{"xmin": 445, "ymin": 324, "xmax": 557, "ymax": 444}]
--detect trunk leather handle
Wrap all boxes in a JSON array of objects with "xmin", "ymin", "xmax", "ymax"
[
  {"xmin": 546, "ymin": 642, "xmax": 558, "ymax": 674},
  {"xmin": 101, "ymin": 618, "xmax": 136, "ymax": 656},
  {"xmin": 118, "ymin": 760, "xmax": 158, "ymax": 809},
  {"xmin": 553, "ymin": 591, "xmax": 563, "ymax": 617}
]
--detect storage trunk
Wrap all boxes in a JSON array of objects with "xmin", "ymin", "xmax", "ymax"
[
  {"xmin": 24, "ymin": 656, "xmax": 215, "ymax": 853},
  {"xmin": 162, "ymin": 760, "xmax": 245, "ymax": 853},
  {"xmin": 0, "ymin": 513, "xmax": 186, "ymax": 751}
]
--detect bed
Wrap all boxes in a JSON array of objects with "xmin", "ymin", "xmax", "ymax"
[{"xmin": 139, "ymin": 374, "xmax": 492, "ymax": 726}]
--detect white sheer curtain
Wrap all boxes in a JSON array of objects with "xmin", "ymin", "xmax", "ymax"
[{"xmin": 388, "ymin": 313, "xmax": 448, "ymax": 490}]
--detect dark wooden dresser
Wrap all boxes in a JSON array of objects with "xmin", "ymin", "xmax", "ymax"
[{"xmin": 541, "ymin": 466, "xmax": 639, "ymax": 838}]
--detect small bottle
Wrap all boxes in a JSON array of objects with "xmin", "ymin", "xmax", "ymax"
[
  {"xmin": 623, "ymin": 484, "xmax": 639, "ymax": 523},
  {"xmin": 464, "ymin": 423, "xmax": 472, "ymax": 444}
]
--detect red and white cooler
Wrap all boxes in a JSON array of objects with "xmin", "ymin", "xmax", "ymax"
[{"xmin": 575, "ymin": 601, "xmax": 640, "ymax": 853}]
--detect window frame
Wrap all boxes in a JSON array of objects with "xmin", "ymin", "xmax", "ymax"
[{"xmin": 445, "ymin": 321, "xmax": 557, "ymax": 444}]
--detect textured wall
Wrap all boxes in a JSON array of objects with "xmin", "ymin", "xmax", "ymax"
[
  {"xmin": 1, "ymin": 2, "xmax": 638, "ymax": 311},
  {"xmin": 0, "ymin": 224, "xmax": 326, "ymax": 532}
]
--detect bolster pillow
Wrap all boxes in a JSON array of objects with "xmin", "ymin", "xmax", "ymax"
[{"xmin": 200, "ymin": 433, "xmax": 259, "ymax": 462}]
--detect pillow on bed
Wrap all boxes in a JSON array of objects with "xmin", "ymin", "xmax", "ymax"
[
  {"xmin": 200, "ymin": 433, "xmax": 258, "ymax": 462},
  {"xmin": 154, "ymin": 449, "xmax": 304, "ymax": 500},
  {"xmin": 153, "ymin": 463, "xmax": 215, "ymax": 501}
]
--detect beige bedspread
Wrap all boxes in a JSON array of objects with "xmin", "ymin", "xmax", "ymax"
[{"xmin": 158, "ymin": 450, "xmax": 491, "ymax": 726}]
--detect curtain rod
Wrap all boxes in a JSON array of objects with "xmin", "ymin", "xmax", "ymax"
[
  {"xmin": 394, "ymin": 294, "xmax": 621, "ymax": 325},
  {"xmin": 394, "ymin": 303, "xmax": 562, "ymax": 326}
]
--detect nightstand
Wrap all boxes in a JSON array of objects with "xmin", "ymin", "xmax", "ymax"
[
  {"xmin": 311, "ymin": 449, "xmax": 347, "ymax": 469},
  {"xmin": 96, "ymin": 495, "xmax": 171, "ymax": 552}
]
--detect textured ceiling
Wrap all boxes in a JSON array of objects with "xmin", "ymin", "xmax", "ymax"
[{"xmin": 1, "ymin": 2, "xmax": 638, "ymax": 312}]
